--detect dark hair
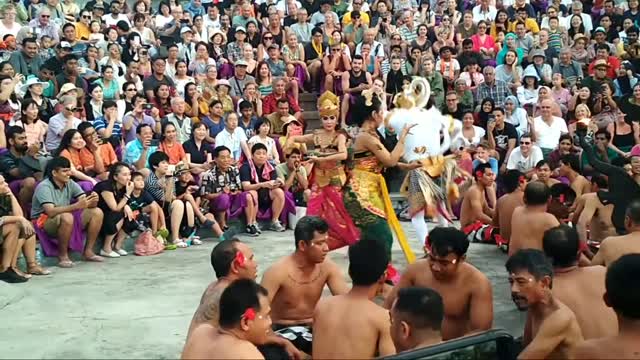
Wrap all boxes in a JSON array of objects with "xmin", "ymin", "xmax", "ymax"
[
  {"xmin": 626, "ymin": 199, "xmax": 640, "ymax": 224},
  {"xmin": 559, "ymin": 154, "xmax": 580, "ymax": 172},
  {"xmin": 394, "ymin": 287, "xmax": 444, "ymax": 331},
  {"xmin": 218, "ymin": 279, "xmax": 268, "ymax": 328},
  {"xmin": 6, "ymin": 125, "xmax": 25, "ymax": 145},
  {"xmin": 22, "ymin": 37, "xmax": 37, "ymax": 47},
  {"xmin": 353, "ymin": 54, "xmax": 364, "ymax": 62},
  {"xmin": 211, "ymin": 238, "xmax": 242, "ymax": 278},
  {"xmin": 251, "ymin": 142, "xmax": 268, "ymax": 154},
  {"xmin": 352, "ymin": 92, "xmax": 383, "ymax": 127},
  {"xmin": 102, "ymin": 100, "xmax": 117, "ymax": 112},
  {"xmin": 505, "ymin": 249, "xmax": 554, "ymax": 281},
  {"xmin": 595, "ymin": 129, "xmax": 611, "ymax": 141},
  {"xmin": 311, "ymin": 26, "xmax": 323, "ymax": 36},
  {"xmin": 591, "ymin": 174, "xmax": 608, "ymax": 189},
  {"xmin": 503, "ymin": 170, "xmax": 525, "ymax": 193},
  {"xmin": 492, "ymin": 107, "xmax": 505, "ymax": 115},
  {"xmin": 276, "ymin": 98, "xmax": 289, "ymax": 107},
  {"xmin": 542, "ymin": 225, "xmax": 579, "ymax": 268},
  {"xmin": 348, "ymin": 236, "xmax": 390, "ymax": 286},
  {"xmin": 136, "ymin": 123, "xmax": 152, "ymax": 134},
  {"xmin": 122, "ymin": 81, "xmax": 136, "ymax": 93},
  {"xmin": 524, "ymin": 181, "xmax": 551, "ymax": 205},
  {"xmin": 294, "ymin": 216, "xmax": 328, "ymax": 249},
  {"xmin": 627, "ymin": 26, "xmax": 640, "ymax": 35},
  {"xmin": 108, "ymin": 162, "xmax": 130, "ymax": 184},
  {"xmin": 535, "ymin": 159, "xmax": 550, "ymax": 169},
  {"xmin": 62, "ymin": 22, "xmax": 76, "ymax": 31},
  {"xmin": 54, "ymin": 129, "xmax": 82, "ymax": 156},
  {"xmin": 133, "ymin": 13, "xmax": 145, "ymax": 23},
  {"xmin": 429, "ymin": 227, "xmax": 469, "ymax": 257},
  {"xmin": 160, "ymin": 121, "xmax": 177, "ymax": 141},
  {"xmin": 253, "ymin": 118, "xmax": 271, "ymax": 133},
  {"xmin": 239, "ymin": 100, "xmax": 253, "ymax": 111},
  {"xmin": 131, "ymin": 171, "xmax": 144, "ymax": 180},
  {"xmin": 214, "ymin": 145, "xmax": 231, "ymax": 158},
  {"xmin": 20, "ymin": 98, "xmax": 40, "ymax": 124},
  {"xmin": 62, "ymin": 53, "xmax": 79, "ymax": 65},
  {"xmin": 77, "ymin": 121, "xmax": 95, "ymax": 135},
  {"xmin": 559, "ymin": 133, "xmax": 573, "ymax": 144},
  {"xmin": 286, "ymin": 147, "xmax": 302, "ymax": 158},
  {"xmin": 45, "ymin": 156, "xmax": 72, "ymax": 178},
  {"xmin": 473, "ymin": 162, "xmax": 493, "ymax": 180},
  {"xmin": 149, "ymin": 151, "xmax": 169, "ymax": 170},
  {"xmin": 606, "ymin": 254, "xmax": 640, "ymax": 318}
]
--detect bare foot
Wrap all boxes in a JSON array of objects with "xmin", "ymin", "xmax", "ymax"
[{"xmin": 83, "ymin": 252, "xmax": 104, "ymax": 262}]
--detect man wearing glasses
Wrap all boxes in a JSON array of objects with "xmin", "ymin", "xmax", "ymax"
[
  {"xmin": 27, "ymin": 8, "xmax": 60, "ymax": 45},
  {"xmin": 383, "ymin": 226, "xmax": 493, "ymax": 341},
  {"xmin": 342, "ymin": 0, "xmax": 369, "ymax": 27},
  {"xmin": 506, "ymin": 133, "xmax": 544, "ymax": 177},
  {"xmin": 45, "ymin": 96, "xmax": 83, "ymax": 152}
]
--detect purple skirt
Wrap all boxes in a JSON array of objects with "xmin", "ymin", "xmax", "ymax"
[
  {"xmin": 211, "ymin": 191, "xmax": 248, "ymax": 219},
  {"xmin": 36, "ymin": 209, "xmax": 86, "ymax": 257},
  {"xmin": 256, "ymin": 191, "xmax": 296, "ymax": 225}
]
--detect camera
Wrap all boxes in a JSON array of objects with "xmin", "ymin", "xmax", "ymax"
[{"xmin": 149, "ymin": 139, "xmax": 160, "ymax": 147}]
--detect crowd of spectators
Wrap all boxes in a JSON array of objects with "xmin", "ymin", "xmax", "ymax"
[{"xmin": 2, "ymin": 0, "xmax": 640, "ymax": 283}]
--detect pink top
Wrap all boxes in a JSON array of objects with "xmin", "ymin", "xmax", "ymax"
[
  {"xmin": 9, "ymin": 119, "xmax": 47, "ymax": 146},
  {"xmin": 552, "ymin": 87, "xmax": 572, "ymax": 108},
  {"xmin": 471, "ymin": 34, "xmax": 497, "ymax": 53}
]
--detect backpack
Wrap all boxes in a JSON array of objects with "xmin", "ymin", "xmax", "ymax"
[{"xmin": 134, "ymin": 230, "xmax": 164, "ymax": 256}]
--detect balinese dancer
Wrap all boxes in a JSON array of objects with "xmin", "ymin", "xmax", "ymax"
[
  {"xmin": 344, "ymin": 89, "xmax": 416, "ymax": 264},
  {"xmin": 286, "ymin": 91, "xmax": 360, "ymax": 250},
  {"xmin": 386, "ymin": 78, "xmax": 469, "ymax": 248}
]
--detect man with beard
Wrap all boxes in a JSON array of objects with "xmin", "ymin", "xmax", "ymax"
[
  {"xmin": 506, "ymin": 249, "xmax": 583, "ymax": 359},
  {"xmin": 571, "ymin": 254, "xmax": 640, "ymax": 358},
  {"xmin": 509, "ymin": 181, "xmax": 560, "ymax": 256},
  {"xmin": 261, "ymin": 216, "xmax": 349, "ymax": 354},
  {"xmin": 312, "ymin": 236, "xmax": 395, "ymax": 358},
  {"xmin": 341, "ymin": 55, "xmax": 372, "ymax": 126},
  {"xmin": 542, "ymin": 226, "xmax": 618, "ymax": 339},
  {"xmin": 384, "ymin": 227, "xmax": 493, "ymax": 341},
  {"xmin": 390, "ymin": 287, "xmax": 444, "ymax": 353},
  {"xmin": 186, "ymin": 239, "xmax": 300, "ymax": 358}
]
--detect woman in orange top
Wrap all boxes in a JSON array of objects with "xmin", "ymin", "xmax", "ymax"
[
  {"xmin": 158, "ymin": 122, "xmax": 187, "ymax": 165},
  {"xmin": 55, "ymin": 129, "xmax": 99, "ymax": 186}
]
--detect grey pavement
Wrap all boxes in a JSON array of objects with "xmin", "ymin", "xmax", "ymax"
[{"xmin": 0, "ymin": 222, "xmax": 524, "ymax": 359}]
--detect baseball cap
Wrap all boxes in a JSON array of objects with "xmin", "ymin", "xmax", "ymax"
[
  {"xmin": 181, "ymin": 27, "xmax": 193, "ymax": 34},
  {"xmin": 235, "ymin": 59, "xmax": 249, "ymax": 67},
  {"xmin": 594, "ymin": 26, "xmax": 606, "ymax": 34},
  {"xmin": 58, "ymin": 41, "xmax": 72, "ymax": 49},
  {"xmin": 235, "ymin": 26, "xmax": 246, "ymax": 33}
]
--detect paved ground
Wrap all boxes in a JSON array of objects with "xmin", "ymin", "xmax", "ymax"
[{"xmin": 0, "ymin": 222, "xmax": 525, "ymax": 359}]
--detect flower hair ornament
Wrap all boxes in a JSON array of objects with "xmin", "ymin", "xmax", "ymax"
[
  {"xmin": 519, "ymin": 176, "xmax": 526, "ymax": 184},
  {"xmin": 475, "ymin": 170, "xmax": 484, "ymax": 179},
  {"xmin": 242, "ymin": 308, "xmax": 256, "ymax": 321}
]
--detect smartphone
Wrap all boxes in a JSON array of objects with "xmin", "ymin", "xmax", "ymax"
[
  {"xmin": 180, "ymin": 19, "xmax": 189, "ymax": 23},
  {"xmin": 150, "ymin": 139, "xmax": 160, "ymax": 147},
  {"xmin": 143, "ymin": 103, "xmax": 153, "ymax": 110},
  {"xmin": 167, "ymin": 164, "xmax": 176, "ymax": 173}
]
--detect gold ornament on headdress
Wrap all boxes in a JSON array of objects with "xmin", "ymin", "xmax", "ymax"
[
  {"xmin": 362, "ymin": 88, "xmax": 376, "ymax": 106},
  {"xmin": 318, "ymin": 91, "xmax": 339, "ymax": 117},
  {"xmin": 393, "ymin": 83, "xmax": 417, "ymax": 109}
]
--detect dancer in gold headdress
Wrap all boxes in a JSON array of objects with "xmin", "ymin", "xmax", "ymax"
[{"xmin": 286, "ymin": 91, "xmax": 360, "ymax": 249}]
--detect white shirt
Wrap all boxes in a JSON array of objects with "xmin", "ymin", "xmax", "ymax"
[
  {"xmin": 533, "ymin": 116, "xmax": 569, "ymax": 149},
  {"xmin": 451, "ymin": 126, "xmax": 486, "ymax": 151},
  {"xmin": 215, "ymin": 127, "xmax": 248, "ymax": 161},
  {"xmin": 506, "ymin": 145, "xmax": 544, "ymax": 172},
  {"xmin": 472, "ymin": 5, "xmax": 497, "ymax": 24},
  {"xmin": 102, "ymin": 13, "xmax": 131, "ymax": 27},
  {"xmin": 564, "ymin": 12, "xmax": 593, "ymax": 33},
  {"xmin": 355, "ymin": 40, "xmax": 385, "ymax": 58}
]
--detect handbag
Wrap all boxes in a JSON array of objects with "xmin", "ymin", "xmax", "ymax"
[{"xmin": 134, "ymin": 230, "xmax": 164, "ymax": 256}]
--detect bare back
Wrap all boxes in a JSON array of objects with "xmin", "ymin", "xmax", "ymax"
[
  {"xmin": 181, "ymin": 324, "xmax": 265, "ymax": 360},
  {"xmin": 592, "ymin": 232, "xmax": 640, "ymax": 267},
  {"xmin": 521, "ymin": 300, "xmax": 583, "ymax": 359},
  {"xmin": 312, "ymin": 295, "xmax": 395, "ymax": 358},
  {"xmin": 494, "ymin": 192, "xmax": 524, "ymax": 242},
  {"xmin": 187, "ymin": 280, "xmax": 229, "ymax": 339},
  {"xmin": 552, "ymin": 267, "xmax": 618, "ymax": 339},
  {"xmin": 385, "ymin": 260, "xmax": 493, "ymax": 341},
  {"xmin": 571, "ymin": 335, "xmax": 640, "ymax": 359},
  {"xmin": 261, "ymin": 255, "xmax": 347, "ymax": 325},
  {"xmin": 509, "ymin": 206, "xmax": 560, "ymax": 256},
  {"xmin": 571, "ymin": 176, "xmax": 592, "ymax": 198}
]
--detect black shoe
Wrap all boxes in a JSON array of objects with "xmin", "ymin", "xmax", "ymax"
[
  {"xmin": 253, "ymin": 224, "xmax": 262, "ymax": 234},
  {"xmin": 0, "ymin": 268, "xmax": 29, "ymax": 283},
  {"xmin": 222, "ymin": 225, "xmax": 229, "ymax": 231},
  {"xmin": 246, "ymin": 225, "xmax": 259, "ymax": 237}
]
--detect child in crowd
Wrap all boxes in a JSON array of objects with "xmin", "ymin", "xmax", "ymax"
[
  {"xmin": 127, "ymin": 172, "xmax": 170, "ymax": 242},
  {"xmin": 38, "ymin": 36, "xmax": 55, "ymax": 60},
  {"xmin": 215, "ymin": 80, "xmax": 234, "ymax": 115}
]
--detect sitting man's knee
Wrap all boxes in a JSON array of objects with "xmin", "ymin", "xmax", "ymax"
[
  {"xmin": 22, "ymin": 177, "xmax": 37, "ymax": 189},
  {"xmin": 58, "ymin": 212, "xmax": 75, "ymax": 226},
  {"xmin": 271, "ymin": 187, "xmax": 285, "ymax": 198}
]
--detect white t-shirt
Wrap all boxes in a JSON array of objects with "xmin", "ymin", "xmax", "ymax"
[
  {"xmin": 215, "ymin": 127, "xmax": 248, "ymax": 161},
  {"xmin": 533, "ymin": 116, "xmax": 568, "ymax": 149},
  {"xmin": 102, "ymin": 14, "xmax": 131, "ymax": 27},
  {"xmin": 506, "ymin": 145, "xmax": 544, "ymax": 173}
]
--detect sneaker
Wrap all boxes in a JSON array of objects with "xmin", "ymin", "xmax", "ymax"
[
  {"xmin": 0, "ymin": 268, "xmax": 29, "ymax": 283},
  {"xmin": 269, "ymin": 220, "xmax": 286, "ymax": 232},
  {"xmin": 253, "ymin": 223, "xmax": 262, "ymax": 234},
  {"xmin": 246, "ymin": 225, "xmax": 259, "ymax": 237}
]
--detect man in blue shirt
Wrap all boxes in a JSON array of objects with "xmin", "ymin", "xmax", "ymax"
[{"xmin": 123, "ymin": 124, "xmax": 157, "ymax": 175}]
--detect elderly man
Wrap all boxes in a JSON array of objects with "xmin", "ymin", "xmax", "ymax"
[
  {"xmin": 262, "ymin": 78, "xmax": 303, "ymax": 123},
  {"xmin": 229, "ymin": 60, "xmax": 256, "ymax": 102},
  {"xmin": 476, "ymin": 66, "xmax": 511, "ymax": 107},
  {"xmin": 355, "ymin": 28, "xmax": 384, "ymax": 59},
  {"xmin": 123, "ymin": 123, "xmax": 158, "ymax": 172},
  {"xmin": 163, "ymin": 98, "xmax": 192, "ymax": 143},
  {"xmin": 28, "ymin": 8, "xmax": 60, "ymax": 44},
  {"xmin": 8, "ymin": 37, "xmax": 43, "ymax": 77},
  {"xmin": 289, "ymin": 7, "xmax": 311, "ymax": 43},
  {"xmin": 45, "ymin": 95, "xmax": 82, "ymax": 151},
  {"xmin": 552, "ymin": 48, "xmax": 583, "ymax": 87}
]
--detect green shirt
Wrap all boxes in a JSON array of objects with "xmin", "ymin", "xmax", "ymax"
[{"xmin": 276, "ymin": 163, "xmax": 307, "ymax": 193}]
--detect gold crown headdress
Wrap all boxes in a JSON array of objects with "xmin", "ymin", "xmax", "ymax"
[{"xmin": 318, "ymin": 91, "xmax": 339, "ymax": 117}]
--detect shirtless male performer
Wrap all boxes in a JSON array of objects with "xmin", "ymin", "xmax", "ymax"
[
  {"xmin": 506, "ymin": 249, "xmax": 583, "ymax": 359},
  {"xmin": 534, "ymin": 160, "xmax": 560, "ymax": 187},
  {"xmin": 261, "ymin": 216, "xmax": 349, "ymax": 354},
  {"xmin": 509, "ymin": 181, "xmax": 560, "ymax": 256},
  {"xmin": 573, "ymin": 175, "xmax": 615, "ymax": 245},
  {"xmin": 493, "ymin": 170, "xmax": 526, "ymax": 244},
  {"xmin": 313, "ymin": 236, "xmax": 395, "ymax": 358},
  {"xmin": 571, "ymin": 254, "xmax": 640, "ymax": 359},
  {"xmin": 592, "ymin": 199, "xmax": 640, "ymax": 267},
  {"xmin": 384, "ymin": 227, "xmax": 493, "ymax": 341},
  {"xmin": 390, "ymin": 287, "xmax": 445, "ymax": 353},
  {"xmin": 186, "ymin": 239, "xmax": 300, "ymax": 359},
  {"xmin": 542, "ymin": 225, "xmax": 618, "ymax": 339},
  {"xmin": 182, "ymin": 279, "xmax": 272, "ymax": 359},
  {"xmin": 459, "ymin": 163, "xmax": 496, "ymax": 242},
  {"xmin": 558, "ymin": 154, "xmax": 592, "ymax": 198}
]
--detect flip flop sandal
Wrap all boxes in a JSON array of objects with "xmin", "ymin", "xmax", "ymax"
[
  {"xmin": 14, "ymin": 268, "xmax": 32, "ymax": 279},
  {"xmin": 58, "ymin": 260, "xmax": 75, "ymax": 268},
  {"xmin": 173, "ymin": 241, "xmax": 188, "ymax": 248},
  {"xmin": 27, "ymin": 264, "xmax": 52, "ymax": 276},
  {"xmin": 192, "ymin": 238, "xmax": 203, "ymax": 245}
]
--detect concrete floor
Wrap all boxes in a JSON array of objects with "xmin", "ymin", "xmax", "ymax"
[{"xmin": 0, "ymin": 222, "xmax": 525, "ymax": 359}]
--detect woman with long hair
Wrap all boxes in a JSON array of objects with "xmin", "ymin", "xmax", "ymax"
[
  {"xmin": 122, "ymin": 33, "xmax": 142, "ymax": 64},
  {"xmin": 99, "ymin": 42, "xmax": 127, "ymax": 79},
  {"xmin": 282, "ymin": 32, "xmax": 309, "ymax": 87},
  {"xmin": 411, "ymin": 24, "xmax": 431, "ymax": 53},
  {"xmin": 606, "ymin": 110, "xmax": 640, "ymax": 156},
  {"xmin": 451, "ymin": 111, "xmax": 486, "ymax": 150},
  {"xmin": 78, "ymin": 45, "xmax": 101, "ymax": 79},
  {"xmin": 189, "ymin": 41, "xmax": 216, "ymax": 81},
  {"xmin": 93, "ymin": 65, "xmax": 120, "ymax": 101},
  {"xmin": 0, "ymin": 74, "xmax": 20, "ymax": 124},
  {"xmin": 471, "ymin": 20, "xmax": 496, "ymax": 64},
  {"xmin": 257, "ymin": 31, "xmax": 274, "ymax": 62},
  {"xmin": 151, "ymin": 84, "xmax": 172, "ymax": 118},
  {"xmin": 93, "ymin": 162, "xmax": 133, "ymax": 258},
  {"xmin": 184, "ymin": 82, "xmax": 208, "ymax": 120},
  {"xmin": 199, "ymin": 65, "xmax": 219, "ymax": 102},
  {"xmin": 246, "ymin": 20, "xmax": 261, "ymax": 49},
  {"xmin": 154, "ymin": 1, "xmax": 173, "ymax": 29},
  {"xmin": 256, "ymin": 61, "xmax": 273, "ymax": 97},
  {"xmin": 249, "ymin": 118, "xmax": 279, "ymax": 165},
  {"xmin": 568, "ymin": 103, "xmax": 596, "ymax": 137},
  {"xmin": 568, "ymin": 14, "xmax": 589, "ymax": 42},
  {"xmin": 174, "ymin": 60, "xmax": 195, "ymax": 98},
  {"xmin": 21, "ymin": 76, "xmax": 54, "ymax": 123},
  {"xmin": 192, "ymin": 14, "xmax": 208, "ymax": 42},
  {"xmin": 490, "ymin": 9, "xmax": 510, "ymax": 39},
  {"xmin": 55, "ymin": 129, "xmax": 101, "ymax": 187},
  {"xmin": 551, "ymin": 73, "xmax": 571, "ymax": 115},
  {"xmin": 183, "ymin": 121, "xmax": 214, "ymax": 175},
  {"xmin": 137, "ymin": 46, "xmax": 152, "ymax": 77},
  {"xmin": 15, "ymin": 99, "xmax": 47, "ymax": 147},
  {"xmin": 158, "ymin": 122, "xmax": 187, "ymax": 165},
  {"xmin": 568, "ymin": 85, "xmax": 594, "ymax": 116},
  {"xmin": 495, "ymin": 49, "xmax": 522, "ymax": 92},
  {"xmin": 241, "ymin": 43, "xmax": 258, "ymax": 76},
  {"xmin": 84, "ymin": 83, "xmax": 104, "ymax": 122}
]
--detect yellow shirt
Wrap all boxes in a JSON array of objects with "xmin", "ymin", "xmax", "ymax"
[
  {"xmin": 342, "ymin": 11, "xmax": 370, "ymax": 27},
  {"xmin": 75, "ymin": 22, "xmax": 91, "ymax": 41},
  {"xmin": 508, "ymin": 18, "xmax": 540, "ymax": 34}
]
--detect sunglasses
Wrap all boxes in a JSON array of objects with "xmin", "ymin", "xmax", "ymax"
[
  {"xmin": 521, "ymin": 141, "xmax": 532, "ymax": 145},
  {"xmin": 82, "ymin": 15, "xmax": 92, "ymax": 19},
  {"xmin": 264, "ymin": 36, "xmax": 273, "ymax": 40},
  {"xmin": 41, "ymin": 15, "xmax": 50, "ymax": 18},
  {"xmin": 126, "ymin": 88, "xmax": 137, "ymax": 91},
  {"xmin": 66, "ymin": 107, "xmax": 82, "ymax": 112}
]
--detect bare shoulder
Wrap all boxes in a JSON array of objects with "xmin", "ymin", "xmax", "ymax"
[
  {"xmin": 321, "ymin": 256, "xmax": 342, "ymax": 273},
  {"xmin": 571, "ymin": 338, "xmax": 608, "ymax": 359},
  {"xmin": 463, "ymin": 263, "xmax": 491, "ymax": 292},
  {"xmin": 406, "ymin": 259, "xmax": 428, "ymax": 277}
]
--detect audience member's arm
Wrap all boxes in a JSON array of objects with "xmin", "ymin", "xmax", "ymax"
[
  {"xmin": 134, "ymin": 148, "xmax": 150, "ymax": 171},
  {"xmin": 41, "ymin": 195, "xmax": 92, "ymax": 218}
]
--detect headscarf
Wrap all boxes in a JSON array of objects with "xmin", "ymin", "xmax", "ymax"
[
  {"xmin": 476, "ymin": 98, "xmax": 495, "ymax": 129},
  {"xmin": 496, "ymin": 33, "xmax": 525, "ymax": 65}
]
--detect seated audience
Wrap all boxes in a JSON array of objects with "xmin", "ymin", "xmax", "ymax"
[
  {"xmin": 122, "ymin": 94, "xmax": 158, "ymax": 144},
  {"xmin": 215, "ymin": 112, "xmax": 251, "ymax": 163},
  {"xmin": 78, "ymin": 122, "xmax": 118, "ymax": 180},
  {"xmin": 123, "ymin": 123, "xmax": 158, "ymax": 173},
  {"xmin": 164, "ymin": 97, "xmax": 192, "ymax": 144},
  {"xmin": 158, "ymin": 122, "xmax": 187, "ymax": 165},
  {"xmin": 183, "ymin": 122, "xmax": 214, "ymax": 176},
  {"xmin": 275, "ymin": 148, "xmax": 310, "ymax": 206},
  {"xmin": 55, "ymin": 129, "xmax": 101, "ymax": 187},
  {"xmin": 31, "ymin": 156, "xmax": 104, "ymax": 267},
  {"xmin": 248, "ymin": 118, "xmax": 280, "ymax": 165},
  {"xmin": 127, "ymin": 171, "xmax": 169, "ymax": 240},
  {"xmin": 506, "ymin": 133, "xmax": 543, "ymax": 177},
  {"xmin": 45, "ymin": 95, "xmax": 82, "ymax": 152}
]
